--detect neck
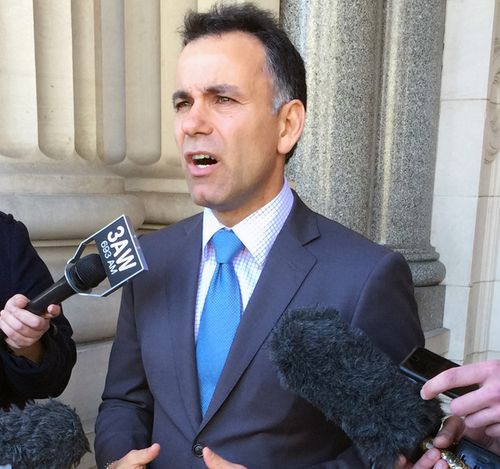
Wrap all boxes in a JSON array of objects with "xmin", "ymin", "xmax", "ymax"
[{"xmin": 212, "ymin": 180, "xmax": 286, "ymax": 227}]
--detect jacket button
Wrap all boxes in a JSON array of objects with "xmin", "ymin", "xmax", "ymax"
[{"xmin": 192, "ymin": 442, "xmax": 204, "ymax": 458}]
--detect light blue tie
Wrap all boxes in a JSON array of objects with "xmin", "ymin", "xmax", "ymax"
[{"xmin": 196, "ymin": 229, "xmax": 243, "ymax": 415}]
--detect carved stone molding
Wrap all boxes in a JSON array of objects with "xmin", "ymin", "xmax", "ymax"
[{"xmin": 486, "ymin": 37, "xmax": 500, "ymax": 164}]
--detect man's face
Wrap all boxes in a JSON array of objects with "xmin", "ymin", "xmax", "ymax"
[{"xmin": 173, "ymin": 32, "xmax": 286, "ymax": 226}]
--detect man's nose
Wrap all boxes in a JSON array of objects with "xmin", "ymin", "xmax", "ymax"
[{"xmin": 181, "ymin": 102, "xmax": 212, "ymax": 136}]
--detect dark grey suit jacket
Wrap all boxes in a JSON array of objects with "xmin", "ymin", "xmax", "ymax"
[{"xmin": 95, "ymin": 194, "xmax": 424, "ymax": 468}]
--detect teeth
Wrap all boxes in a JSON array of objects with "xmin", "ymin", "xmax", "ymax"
[
  {"xmin": 192, "ymin": 154, "xmax": 215, "ymax": 160},
  {"xmin": 192, "ymin": 154, "xmax": 217, "ymax": 166}
]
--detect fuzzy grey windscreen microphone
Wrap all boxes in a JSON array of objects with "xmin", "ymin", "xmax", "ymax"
[
  {"xmin": 0, "ymin": 399, "xmax": 90, "ymax": 469},
  {"xmin": 269, "ymin": 307, "xmax": 444, "ymax": 468}
]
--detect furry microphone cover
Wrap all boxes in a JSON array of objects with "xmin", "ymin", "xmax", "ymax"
[
  {"xmin": 0, "ymin": 399, "xmax": 90, "ymax": 469},
  {"xmin": 270, "ymin": 307, "xmax": 444, "ymax": 468}
]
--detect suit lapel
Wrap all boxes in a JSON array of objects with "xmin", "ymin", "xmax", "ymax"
[
  {"xmin": 166, "ymin": 215, "xmax": 204, "ymax": 433},
  {"xmin": 199, "ymin": 195, "xmax": 320, "ymax": 429}
]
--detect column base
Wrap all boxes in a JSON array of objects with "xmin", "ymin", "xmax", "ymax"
[{"xmin": 414, "ymin": 283, "xmax": 446, "ymax": 332}]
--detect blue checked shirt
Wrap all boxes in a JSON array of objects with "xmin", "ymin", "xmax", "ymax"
[{"xmin": 194, "ymin": 179, "xmax": 294, "ymax": 339}]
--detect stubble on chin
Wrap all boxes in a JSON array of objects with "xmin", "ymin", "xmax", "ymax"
[{"xmin": 188, "ymin": 185, "xmax": 213, "ymax": 209}]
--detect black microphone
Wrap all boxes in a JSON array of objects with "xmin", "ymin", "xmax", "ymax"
[
  {"xmin": 269, "ymin": 306, "xmax": 444, "ymax": 468},
  {"xmin": 26, "ymin": 253, "xmax": 106, "ymax": 316},
  {"xmin": 0, "ymin": 399, "xmax": 90, "ymax": 469}
]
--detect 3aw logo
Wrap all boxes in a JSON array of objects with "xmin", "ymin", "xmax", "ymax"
[
  {"xmin": 101, "ymin": 225, "xmax": 137, "ymax": 275},
  {"xmin": 92, "ymin": 215, "xmax": 148, "ymax": 291}
]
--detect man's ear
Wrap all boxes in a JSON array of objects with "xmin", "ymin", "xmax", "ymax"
[{"xmin": 277, "ymin": 99, "xmax": 305, "ymax": 156}]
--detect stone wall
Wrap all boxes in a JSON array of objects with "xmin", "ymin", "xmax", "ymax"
[{"xmin": 1, "ymin": 1, "xmax": 499, "ymax": 467}]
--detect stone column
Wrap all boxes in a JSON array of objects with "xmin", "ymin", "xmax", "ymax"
[
  {"xmin": 371, "ymin": 0, "xmax": 447, "ymax": 345},
  {"xmin": 0, "ymin": 2, "xmax": 143, "ymax": 467},
  {"xmin": 282, "ymin": 0, "xmax": 447, "ymax": 345},
  {"xmin": 0, "ymin": 0, "xmax": 144, "ymax": 238},
  {"xmin": 102, "ymin": 0, "xmax": 200, "ymax": 225},
  {"xmin": 283, "ymin": 0, "xmax": 382, "ymax": 235}
]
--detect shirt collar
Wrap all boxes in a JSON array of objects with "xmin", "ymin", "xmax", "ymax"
[{"xmin": 202, "ymin": 179, "xmax": 294, "ymax": 266}]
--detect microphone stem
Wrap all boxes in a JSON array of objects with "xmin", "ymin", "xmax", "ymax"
[
  {"xmin": 26, "ymin": 276, "xmax": 74, "ymax": 316},
  {"xmin": 421, "ymin": 438, "xmax": 472, "ymax": 469},
  {"xmin": 1, "ymin": 277, "xmax": 71, "ymax": 339}
]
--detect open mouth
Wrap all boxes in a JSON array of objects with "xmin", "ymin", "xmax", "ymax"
[{"xmin": 192, "ymin": 154, "xmax": 217, "ymax": 168}]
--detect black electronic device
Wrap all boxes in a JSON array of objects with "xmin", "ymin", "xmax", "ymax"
[
  {"xmin": 399, "ymin": 347, "xmax": 479, "ymax": 399},
  {"xmin": 455, "ymin": 438, "xmax": 500, "ymax": 469}
]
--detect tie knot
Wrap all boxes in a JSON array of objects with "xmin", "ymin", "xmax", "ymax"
[{"xmin": 211, "ymin": 229, "xmax": 243, "ymax": 264}]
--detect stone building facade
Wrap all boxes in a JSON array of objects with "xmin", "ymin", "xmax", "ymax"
[{"xmin": 0, "ymin": 1, "xmax": 498, "ymax": 467}]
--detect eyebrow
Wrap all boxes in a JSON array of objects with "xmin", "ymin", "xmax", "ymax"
[
  {"xmin": 171, "ymin": 84, "xmax": 242, "ymax": 105},
  {"xmin": 171, "ymin": 90, "xmax": 189, "ymax": 105}
]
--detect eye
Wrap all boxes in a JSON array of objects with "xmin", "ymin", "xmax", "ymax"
[
  {"xmin": 174, "ymin": 100, "xmax": 191, "ymax": 112},
  {"xmin": 216, "ymin": 96, "xmax": 233, "ymax": 104}
]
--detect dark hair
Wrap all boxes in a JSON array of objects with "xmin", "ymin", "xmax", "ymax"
[{"xmin": 181, "ymin": 2, "xmax": 307, "ymax": 161}]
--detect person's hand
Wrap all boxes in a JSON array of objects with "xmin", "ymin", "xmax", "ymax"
[
  {"xmin": 0, "ymin": 294, "xmax": 61, "ymax": 363},
  {"xmin": 107, "ymin": 444, "xmax": 160, "ymax": 469},
  {"xmin": 394, "ymin": 446, "xmax": 444, "ymax": 469},
  {"xmin": 394, "ymin": 417, "xmax": 465, "ymax": 468},
  {"xmin": 202, "ymin": 447, "xmax": 247, "ymax": 469},
  {"xmin": 421, "ymin": 360, "xmax": 500, "ymax": 455}
]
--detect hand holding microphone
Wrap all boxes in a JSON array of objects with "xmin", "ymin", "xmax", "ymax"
[
  {"xmin": 0, "ymin": 216, "xmax": 147, "ymax": 468},
  {"xmin": 23, "ymin": 252, "xmax": 106, "ymax": 316},
  {"xmin": 270, "ymin": 307, "xmax": 500, "ymax": 468},
  {"xmin": 0, "ymin": 295, "xmax": 60, "ymax": 362},
  {"xmin": 421, "ymin": 361, "xmax": 500, "ymax": 457},
  {"xmin": 0, "ymin": 253, "xmax": 106, "ymax": 360},
  {"xmin": 270, "ymin": 306, "xmax": 444, "ymax": 468},
  {"xmin": 398, "ymin": 360, "xmax": 500, "ymax": 468},
  {"xmin": 2, "ymin": 213, "xmax": 146, "ymax": 331}
]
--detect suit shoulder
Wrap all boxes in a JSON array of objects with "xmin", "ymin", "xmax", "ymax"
[
  {"xmin": 315, "ymin": 214, "xmax": 394, "ymax": 259},
  {"xmin": 291, "ymin": 195, "xmax": 392, "ymax": 259},
  {"xmin": 289, "ymin": 195, "xmax": 401, "ymax": 268}
]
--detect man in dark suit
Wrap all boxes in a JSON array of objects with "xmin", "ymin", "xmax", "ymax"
[
  {"xmin": 95, "ymin": 4, "xmax": 425, "ymax": 468},
  {"xmin": 0, "ymin": 212, "xmax": 76, "ymax": 409}
]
